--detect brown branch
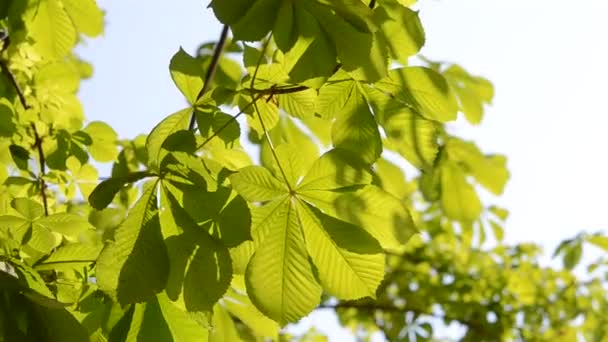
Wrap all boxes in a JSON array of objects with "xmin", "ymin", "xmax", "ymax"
[
  {"xmin": 31, "ymin": 123, "xmax": 49, "ymax": 216},
  {"xmin": 246, "ymin": 85, "xmax": 309, "ymax": 95},
  {"xmin": 189, "ymin": 25, "xmax": 230, "ymax": 130},
  {"xmin": 0, "ymin": 61, "xmax": 30, "ymax": 110}
]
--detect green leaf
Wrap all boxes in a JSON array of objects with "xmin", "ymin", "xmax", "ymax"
[
  {"xmin": 563, "ymin": 242, "xmax": 583, "ymax": 270},
  {"xmin": 440, "ymin": 162, "xmax": 482, "ymax": 222},
  {"xmin": 170, "ymin": 48, "xmax": 204, "ymax": 104},
  {"xmin": 446, "ymin": 137, "xmax": 509, "ymax": 195},
  {"xmin": 96, "ymin": 183, "xmax": 170, "ymax": 304},
  {"xmin": 124, "ymin": 293, "xmax": 209, "ymax": 341},
  {"xmin": 298, "ymin": 149, "xmax": 372, "ymax": 191},
  {"xmin": 300, "ymin": 185, "xmax": 416, "ymax": 249},
  {"xmin": 245, "ymin": 199, "xmax": 322, "ymax": 326},
  {"xmin": 12, "ymin": 198, "xmax": 44, "ymax": 220},
  {"xmin": 444, "ymin": 65, "xmax": 494, "ymax": 124},
  {"xmin": 277, "ymin": 88, "xmax": 317, "ymax": 119},
  {"xmin": 0, "ymin": 215, "xmax": 30, "ymax": 243},
  {"xmin": 297, "ymin": 201, "xmax": 385, "ymax": 299},
  {"xmin": 83, "ymin": 121, "xmax": 119, "ymax": 162},
  {"xmin": 165, "ymin": 230, "xmax": 232, "ymax": 314},
  {"xmin": 210, "ymin": 304, "xmax": 242, "ymax": 342},
  {"xmin": 230, "ymin": 166, "xmax": 288, "ymax": 202},
  {"xmin": 146, "ymin": 107, "xmax": 191, "ymax": 170},
  {"xmin": 34, "ymin": 213, "xmax": 93, "ymax": 238},
  {"xmin": 373, "ymin": 0, "xmax": 425, "ymax": 63},
  {"xmin": 88, "ymin": 171, "xmax": 152, "ymax": 210},
  {"xmin": 374, "ymin": 158, "xmax": 415, "ymax": 200},
  {"xmin": 366, "ymin": 87, "xmax": 438, "ymax": 168},
  {"xmin": 331, "ymin": 86, "xmax": 383, "ymax": 164},
  {"xmin": 375, "ymin": 67, "xmax": 459, "ymax": 122},
  {"xmin": 62, "ymin": 0, "xmax": 105, "ymax": 37},
  {"xmin": 223, "ymin": 285, "xmax": 280, "ymax": 339},
  {"xmin": 25, "ymin": 0, "xmax": 77, "ymax": 60},
  {"xmin": 161, "ymin": 187, "xmax": 233, "ymax": 313},
  {"xmin": 0, "ymin": 98, "xmax": 16, "ymax": 137},
  {"xmin": 587, "ymin": 235, "xmax": 608, "ymax": 251},
  {"xmin": 240, "ymin": 94, "xmax": 279, "ymax": 138},
  {"xmin": 34, "ymin": 243, "xmax": 102, "ymax": 271}
]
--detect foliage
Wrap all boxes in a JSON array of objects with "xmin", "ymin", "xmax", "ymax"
[{"xmin": 0, "ymin": 0, "xmax": 606, "ymax": 341}]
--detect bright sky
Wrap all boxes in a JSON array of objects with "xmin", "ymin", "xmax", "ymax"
[{"xmin": 77, "ymin": 0, "xmax": 608, "ymax": 340}]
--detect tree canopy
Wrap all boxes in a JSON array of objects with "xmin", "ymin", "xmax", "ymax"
[{"xmin": 0, "ymin": 0, "xmax": 606, "ymax": 341}]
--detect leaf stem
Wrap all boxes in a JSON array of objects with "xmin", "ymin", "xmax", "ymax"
[
  {"xmin": 249, "ymin": 36, "xmax": 294, "ymax": 191},
  {"xmin": 189, "ymin": 24, "xmax": 229, "ymax": 131},
  {"xmin": 253, "ymin": 102, "xmax": 293, "ymax": 192},
  {"xmin": 31, "ymin": 123, "xmax": 49, "ymax": 216}
]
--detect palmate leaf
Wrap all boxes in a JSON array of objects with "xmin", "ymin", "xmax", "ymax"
[
  {"xmin": 211, "ymin": 0, "xmax": 386, "ymax": 81},
  {"xmin": 374, "ymin": 0, "xmax": 425, "ymax": 64},
  {"xmin": 230, "ymin": 146, "xmax": 415, "ymax": 324},
  {"xmin": 245, "ymin": 198, "xmax": 323, "ymax": 326},
  {"xmin": 366, "ymin": 87, "xmax": 438, "ymax": 168},
  {"xmin": 96, "ymin": 183, "xmax": 170, "ymax": 304},
  {"xmin": 375, "ymin": 67, "xmax": 459, "ymax": 122},
  {"xmin": 315, "ymin": 72, "xmax": 383, "ymax": 164}
]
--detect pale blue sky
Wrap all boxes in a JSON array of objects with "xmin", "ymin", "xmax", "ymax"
[{"xmin": 77, "ymin": 1, "xmax": 608, "ymax": 340}]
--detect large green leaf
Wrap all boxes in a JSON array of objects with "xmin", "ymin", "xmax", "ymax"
[
  {"xmin": 146, "ymin": 107, "xmax": 191, "ymax": 170},
  {"xmin": 375, "ymin": 67, "xmax": 459, "ymax": 122},
  {"xmin": 34, "ymin": 213, "xmax": 93, "ymax": 238},
  {"xmin": 34, "ymin": 243, "xmax": 102, "ymax": 271},
  {"xmin": 297, "ymin": 202, "xmax": 385, "ymax": 299},
  {"xmin": 366, "ymin": 87, "xmax": 438, "ymax": 168},
  {"xmin": 170, "ymin": 48, "xmax": 204, "ymax": 104},
  {"xmin": 315, "ymin": 74, "xmax": 383, "ymax": 163},
  {"xmin": 62, "ymin": 0, "xmax": 105, "ymax": 37},
  {"xmin": 373, "ymin": 0, "xmax": 425, "ymax": 63},
  {"xmin": 211, "ymin": 0, "xmax": 385, "ymax": 81},
  {"xmin": 440, "ymin": 161, "xmax": 482, "ymax": 222},
  {"xmin": 230, "ymin": 166, "xmax": 288, "ymax": 202},
  {"xmin": 245, "ymin": 199, "xmax": 322, "ymax": 326},
  {"xmin": 25, "ymin": 0, "xmax": 77, "ymax": 60},
  {"xmin": 299, "ymin": 185, "xmax": 416, "ymax": 249},
  {"xmin": 96, "ymin": 183, "xmax": 170, "ymax": 304},
  {"xmin": 298, "ymin": 149, "xmax": 372, "ymax": 191},
  {"xmin": 82, "ymin": 121, "xmax": 119, "ymax": 162}
]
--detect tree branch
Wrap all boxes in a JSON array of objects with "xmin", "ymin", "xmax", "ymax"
[
  {"xmin": 31, "ymin": 123, "xmax": 49, "ymax": 216},
  {"xmin": 0, "ymin": 61, "xmax": 30, "ymax": 110},
  {"xmin": 189, "ymin": 25, "xmax": 230, "ymax": 130}
]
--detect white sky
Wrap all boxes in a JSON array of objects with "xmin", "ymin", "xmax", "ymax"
[{"xmin": 77, "ymin": 0, "xmax": 608, "ymax": 340}]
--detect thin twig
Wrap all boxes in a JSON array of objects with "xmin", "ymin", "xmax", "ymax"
[
  {"xmin": 246, "ymin": 85, "xmax": 309, "ymax": 95},
  {"xmin": 188, "ymin": 25, "xmax": 230, "ymax": 130},
  {"xmin": 253, "ymin": 101, "xmax": 293, "ymax": 192},
  {"xmin": 0, "ymin": 60, "xmax": 30, "ymax": 110},
  {"xmin": 248, "ymin": 35, "xmax": 294, "ymax": 192},
  {"xmin": 31, "ymin": 123, "xmax": 49, "ymax": 216}
]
